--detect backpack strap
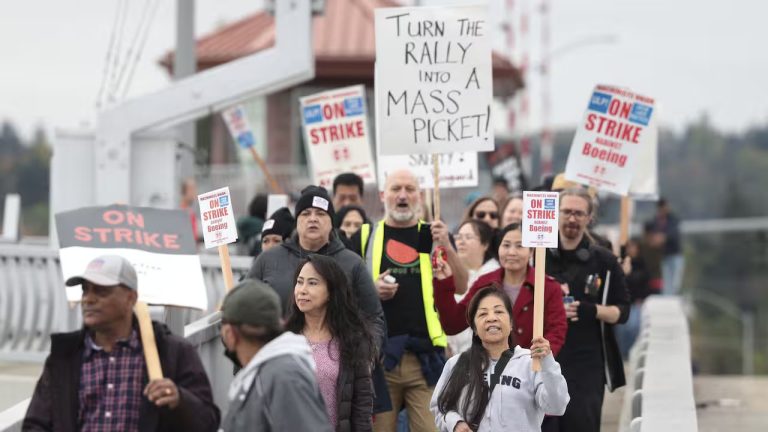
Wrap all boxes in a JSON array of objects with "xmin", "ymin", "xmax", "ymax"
[{"xmin": 489, "ymin": 349, "xmax": 514, "ymax": 394}]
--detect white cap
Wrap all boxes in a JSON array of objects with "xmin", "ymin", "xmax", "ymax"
[{"xmin": 65, "ymin": 255, "xmax": 138, "ymax": 291}]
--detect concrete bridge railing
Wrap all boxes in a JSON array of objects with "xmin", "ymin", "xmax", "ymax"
[{"xmin": 0, "ymin": 244, "xmax": 252, "ymax": 362}]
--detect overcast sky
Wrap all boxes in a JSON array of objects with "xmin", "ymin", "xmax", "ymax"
[{"xmin": 2, "ymin": 0, "xmax": 767, "ymax": 140}]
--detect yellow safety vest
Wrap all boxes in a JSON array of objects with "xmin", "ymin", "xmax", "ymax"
[{"xmin": 363, "ymin": 220, "xmax": 447, "ymax": 348}]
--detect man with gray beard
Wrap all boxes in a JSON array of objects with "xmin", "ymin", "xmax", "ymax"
[{"xmin": 351, "ymin": 169, "xmax": 461, "ymax": 432}]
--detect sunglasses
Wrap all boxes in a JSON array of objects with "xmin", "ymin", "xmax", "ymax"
[{"xmin": 474, "ymin": 211, "xmax": 499, "ymax": 220}]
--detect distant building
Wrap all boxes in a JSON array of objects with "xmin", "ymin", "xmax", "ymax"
[{"xmin": 160, "ymin": 0, "xmax": 523, "ymax": 167}]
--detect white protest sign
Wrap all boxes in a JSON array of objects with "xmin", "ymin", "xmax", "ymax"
[
  {"xmin": 522, "ymin": 191, "xmax": 559, "ymax": 248},
  {"xmin": 266, "ymin": 194, "xmax": 290, "ymax": 218},
  {"xmin": 628, "ymin": 120, "xmax": 658, "ymax": 200},
  {"xmin": 300, "ymin": 85, "xmax": 376, "ymax": 188},
  {"xmin": 222, "ymin": 105, "xmax": 256, "ymax": 149},
  {"xmin": 377, "ymin": 152, "xmax": 478, "ymax": 190},
  {"xmin": 375, "ymin": 5, "xmax": 494, "ymax": 155},
  {"xmin": 564, "ymin": 85, "xmax": 656, "ymax": 195},
  {"xmin": 55, "ymin": 205, "xmax": 208, "ymax": 310},
  {"xmin": 197, "ymin": 187, "xmax": 238, "ymax": 248}
]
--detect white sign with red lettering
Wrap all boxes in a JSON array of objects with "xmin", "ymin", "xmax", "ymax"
[
  {"xmin": 376, "ymin": 151, "xmax": 478, "ymax": 190},
  {"xmin": 300, "ymin": 85, "xmax": 376, "ymax": 189},
  {"xmin": 197, "ymin": 187, "xmax": 238, "ymax": 249},
  {"xmin": 522, "ymin": 191, "xmax": 559, "ymax": 248},
  {"xmin": 374, "ymin": 5, "xmax": 494, "ymax": 155},
  {"xmin": 564, "ymin": 85, "xmax": 657, "ymax": 195}
]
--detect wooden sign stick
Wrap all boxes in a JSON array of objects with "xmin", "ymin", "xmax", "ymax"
[
  {"xmin": 218, "ymin": 244, "xmax": 235, "ymax": 292},
  {"xmin": 432, "ymin": 154, "xmax": 441, "ymax": 220},
  {"xmin": 248, "ymin": 146, "xmax": 283, "ymax": 194},
  {"xmin": 135, "ymin": 301, "xmax": 163, "ymax": 380},
  {"xmin": 619, "ymin": 196, "xmax": 632, "ymax": 254},
  {"xmin": 532, "ymin": 247, "xmax": 546, "ymax": 372}
]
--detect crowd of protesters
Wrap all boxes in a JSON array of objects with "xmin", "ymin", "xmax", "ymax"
[{"xmin": 23, "ymin": 168, "xmax": 684, "ymax": 432}]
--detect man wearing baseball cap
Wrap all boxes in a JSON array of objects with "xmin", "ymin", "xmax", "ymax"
[
  {"xmin": 24, "ymin": 255, "xmax": 220, "ymax": 432},
  {"xmin": 218, "ymin": 279, "xmax": 331, "ymax": 432}
]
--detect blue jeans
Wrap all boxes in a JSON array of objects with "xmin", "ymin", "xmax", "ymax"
[
  {"xmin": 662, "ymin": 254, "xmax": 685, "ymax": 295},
  {"xmin": 616, "ymin": 302, "xmax": 643, "ymax": 360}
]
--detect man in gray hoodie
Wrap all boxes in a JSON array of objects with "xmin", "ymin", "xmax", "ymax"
[
  {"xmin": 246, "ymin": 185, "xmax": 385, "ymax": 338},
  {"xmin": 218, "ymin": 279, "xmax": 332, "ymax": 432}
]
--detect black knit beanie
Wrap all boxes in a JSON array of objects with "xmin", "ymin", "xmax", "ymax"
[
  {"xmin": 294, "ymin": 185, "xmax": 335, "ymax": 220},
  {"xmin": 261, "ymin": 207, "xmax": 295, "ymax": 240}
]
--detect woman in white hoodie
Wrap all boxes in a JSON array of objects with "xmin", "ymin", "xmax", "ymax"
[{"xmin": 430, "ymin": 286, "xmax": 569, "ymax": 432}]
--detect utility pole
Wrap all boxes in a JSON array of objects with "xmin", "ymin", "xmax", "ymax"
[
  {"xmin": 167, "ymin": 0, "xmax": 197, "ymax": 336},
  {"xmin": 175, "ymin": 0, "xmax": 197, "ymax": 180}
]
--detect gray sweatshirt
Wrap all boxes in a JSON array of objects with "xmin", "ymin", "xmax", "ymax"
[
  {"xmin": 218, "ymin": 332, "xmax": 333, "ymax": 432},
  {"xmin": 430, "ymin": 346, "xmax": 570, "ymax": 432}
]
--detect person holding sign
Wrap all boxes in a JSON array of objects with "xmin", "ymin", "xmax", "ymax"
[
  {"xmin": 545, "ymin": 188, "xmax": 630, "ymax": 432},
  {"xmin": 433, "ymin": 223, "xmax": 567, "ymax": 357},
  {"xmin": 24, "ymin": 255, "xmax": 220, "ymax": 432},
  {"xmin": 430, "ymin": 287, "xmax": 569, "ymax": 432}
]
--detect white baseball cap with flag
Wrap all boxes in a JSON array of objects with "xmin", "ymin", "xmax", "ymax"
[{"xmin": 65, "ymin": 255, "xmax": 138, "ymax": 291}]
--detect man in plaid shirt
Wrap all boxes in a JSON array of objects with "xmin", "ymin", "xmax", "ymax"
[{"xmin": 23, "ymin": 255, "xmax": 220, "ymax": 431}]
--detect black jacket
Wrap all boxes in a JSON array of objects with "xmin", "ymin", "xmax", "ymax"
[
  {"xmin": 23, "ymin": 321, "xmax": 220, "ymax": 432},
  {"xmin": 546, "ymin": 238, "xmax": 630, "ymax": 391},
  {"xmin": 336, "ymin": 362, "xmax": 373, "ymax": 432}
]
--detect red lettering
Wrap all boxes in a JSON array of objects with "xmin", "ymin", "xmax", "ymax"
[
  {"xmin": 74, "ymin": 226, "xmax": 92, "ymax": 241},
  {"xmin": 142, "ymin": 232, "xmax": 162, "ymax": 248},
  {"xmin": 113, "ymin": 228, "xmax": 133, "ymax": 243},
  {"xmin": 310, "ymin": 129, "xmax": 320, "ymax": 145},
  {"xmin": 163, "ymin": 234, "xmax": 180, "ymax": 249},
  {"xmin": 92, "ymin": 228, "xmax": 111, "ymax": 242},
  {"xmin": 585, "ymin": 113, "xmax": 596, "ymax": 131},
  {"xmin": 125, "ymin": 212, "xmax": 144, "ymax": 228},
  {"xmin": 329, "ymin": 125, "xmax": 340, "ymax": 141},
  {"xmin": 102, "ymin": 210, "xmax": 124, "ymax": 225}
]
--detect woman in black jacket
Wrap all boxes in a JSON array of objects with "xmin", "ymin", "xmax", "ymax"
[{"xmin": 286, "ymin": 254, "xmax": 378, "ymax": 432}]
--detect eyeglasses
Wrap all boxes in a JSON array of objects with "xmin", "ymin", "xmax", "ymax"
[
  {"xmin": 474, "ymin": 211, "xmax": 498, "ymax": 220},
  {"xmin": 560, "ymin": 209, "xmax": 589, "ymax": 219}
]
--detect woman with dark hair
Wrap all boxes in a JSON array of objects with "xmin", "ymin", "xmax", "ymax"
[
  {"xmin": 430, "ymin": 287, "xmax": 569, "ymax": 431},
  {"xmin": 286, "ymin": 254, "xmax": 378, "ymax": 432},
  {"xmin": 463, "ymin": 196, "xmax": 500, "ymax": 229},
  {"xmin": 448, "ymin": 219, "xmax": 500, "ymax": 355},
  {"xmin": 334, "ymin": 205, "xmax": 370, "ymax": 239},
  {"xmin": 500, "ymin": 194, "xmax": 524, "ymax": 227},
  {"xmin": 433, "ymin": 223, "xmax": 568, "ymax": 357}
]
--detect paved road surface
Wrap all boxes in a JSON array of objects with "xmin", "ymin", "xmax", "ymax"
[
  {"xmin": 695, "ymin": 375, "xmax": 768, "ymax": 432},
  {"xmin": 0, "ymin": 362, "xmax": 42, "ymax": 412}
]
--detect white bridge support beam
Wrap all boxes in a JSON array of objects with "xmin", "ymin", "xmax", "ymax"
[{"xmin": 92, "ymin": 0, "xmax": 314, "ymax": 203}]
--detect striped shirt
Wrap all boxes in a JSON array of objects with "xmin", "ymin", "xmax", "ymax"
[{"xmin": 78, "ymin": 330, "xmax": 145, "ymax": 432}]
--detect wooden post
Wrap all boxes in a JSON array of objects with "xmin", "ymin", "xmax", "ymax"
[
  {"xmin": 532, "ymin": 247, "xmax": 546, "ymax": 372},
  {"xmin": 135, "ymin": 301, "xmax": 163, "ymax": 380},
  {"xmin": 248, "ymin": 146, "xmax": 283, "ymax": 194},
  {"xmin": 432, "ymin": 154, "xmax": 441, "ymax": 220},
  {"xmin": 218, "ymin": 244, "xmax": 235, "ymax": 292},
  {"xmin": 619, "ymin": 196, "xmax": 632, "ymax": 252}
]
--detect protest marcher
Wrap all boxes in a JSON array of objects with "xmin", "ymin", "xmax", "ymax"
[
  {"xmin": 615, "ymin": 237, "xmax": 655, "ymax": 359},
  {"xmin": 445, "ymin": 220, "xmax": 500, "ymax": 355},
  {"xmin": 219, "ymin": 279, "xmax": 332, "ymax": 432},
  {"xmin": 260, "ymin": 207, "xmax": 295, "ymax": 253},
  {"xmin": 24, "ymin": 255, "xmax": 220, "ymax": 432},
  {"xmin": 549, "ymin": 175, "xmax": 613, "ymax": 252},
  {"xmin": 463, "ymin": 197, "xmax": 500, "ymax": 229},
  {"xmin": 546, "ymin": 187, "xmax": 630, "ymax": 432},
  {"xmin": 650, "ymin": 198, "xmax": 684, "ymax": 295},
  {"xmin": 333, "ymin": 172, "xmax": 365, "ymax": 210},
  {"xmin": 360, "ymin": 169, "xmax": 453, "ymax": 432},
  {"xmin": 500, "ymin": 194, "xmax": 524, "ymax": 227},
  {"xmin": 491, "ymin": 176, "xmax": 510, "ymax": 206},
  {"xmin": 286, "ymin": 255, "xmax": 378, "ymax": 432},
  {"xmin": 180, "ymin": 177, "xmax": 202, "ymax": 243},
  {"xmin": 433, "ymin": 223, "xmax": 567, "ymax": 357},
  {"xmin": 246, "ymin": 186, "xmax": 384, "ymax": 336},
  {"xmin": 335, "ymin": 205, "xmax": 371, "ymax": 240},
  {"xmin": 236, "ymin": 193, "xmax": 268, "ymax": 256},
  {"xmin": 430, "ymin": 287, "xmax": 569, "ymax": 432}
]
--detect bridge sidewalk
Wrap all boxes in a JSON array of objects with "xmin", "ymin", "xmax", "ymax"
[
  {"xmin": 695, "ymin": 375, "xmax": 768, "ymax": 432},
  {"xmin": 0, "ymin": 362, "xmax": 42, "ymax": 412}
]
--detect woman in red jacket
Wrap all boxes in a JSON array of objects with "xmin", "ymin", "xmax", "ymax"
[{"xmin": 433, "ymin": 223, "xmax": 568, "ymax": 355}]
